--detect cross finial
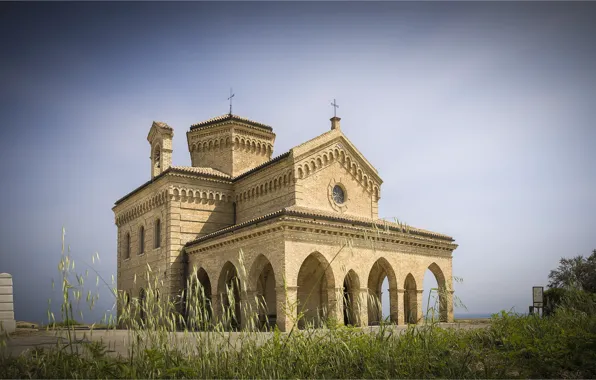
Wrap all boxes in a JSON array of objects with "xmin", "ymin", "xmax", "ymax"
[
  {"xmin": 331, "ymin": 99, "xmax": 339, "ymax": 117},
  {"xmin": 228, "ymin": 88, "xmax": 235, "ymax": 115}
]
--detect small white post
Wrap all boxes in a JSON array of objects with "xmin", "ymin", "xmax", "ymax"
[{"xmin": 0, "ymin": 273, "xmax": 16, "ymax": 334}]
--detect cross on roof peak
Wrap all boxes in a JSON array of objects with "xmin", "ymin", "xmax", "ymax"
[
  {"xmin": 227, "ymin": 88, "xmax": 235, "ymax": 115},
  {"xmin": 330, "ymin": 99, "xmax": 339, "ymax": 118}
]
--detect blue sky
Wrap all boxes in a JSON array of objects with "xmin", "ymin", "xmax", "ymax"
[{"xmin": 0, "ymin": 2, "xmax": 594, "ymax": 324}]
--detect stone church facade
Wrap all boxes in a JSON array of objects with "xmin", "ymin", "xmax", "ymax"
[{"xmin": 113, "ymin": 114, "xmax": 458, "ymax": 331}]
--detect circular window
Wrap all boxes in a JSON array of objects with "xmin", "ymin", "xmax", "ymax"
[{"xmin": 332, "ymin": 185, "xmax": 345, "ymax": 204}]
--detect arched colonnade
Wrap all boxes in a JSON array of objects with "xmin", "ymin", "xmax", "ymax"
[{"xmin": 185, "ymin": 252, "xmax": 452, "ymax": 331}]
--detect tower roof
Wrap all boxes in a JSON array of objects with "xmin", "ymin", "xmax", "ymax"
[{"xmin": 190, "ymin": 114, "xmax": 273, "ymax": 132}]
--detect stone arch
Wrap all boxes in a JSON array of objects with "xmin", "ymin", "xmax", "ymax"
[
  {"xmin": 187, "ymin": 267, "xmax": 212, "ymax": 329},
  {"xmin": 152, "ymin": 144, "xmax": 161, "ymax": 175},
  {"xmin": 346, "ymin": 156, "xmax": 351, "ymax": 168},
  {"xmin": 304, "ymin": 165, "xmax": 310, "ymax": 176},
  {"xmin": 226, "ymin": 137, "xmax": 230, "ymax": 147},
  {"xmin": 425, "ymin": 262, "xmax": 448, "ymax": 322},
  {"xmin": 339, "ymin": 150, "xmax": 345, "ymax": 163},
  {"xmin": 367, "ymin": 257, "xmax": 398, "ymax": 325},
  {"xmin": 214, "ymin": 139, "xmax": 220, "ymax": 149},
  {"xmin": 248, "ymin": 255, "xmax": 277, "ymax": 330},
  {"xmin": 208, "ymin": 140, "xmax": 213, "ymax": 150},
  {"xmin": 298, "ymin": 167, "xmax": 304, "ymax": 179},
  {"xmin": 316, "ymin": 157, "xmax": 323, "ymax": 168},
  {"xmin": 297, "ymin": 252, "xmax": 336, "ymax": 329},
  {"xmin": 404, "ymin": 273, "xmax": 418, "ymax": 324},
  {"xmin": 274, "ymin": 178, "xmax": 278, "ymax": 190},
  {"xmin": 343, "ymin": 270, "xmax": 361, "ymax": 326},
  {"xmin": 323, "ymin": 153, "xmax": 329, "ymax": 164},
  {"xmin": 218, "ymin": 261, "xmax": 242, "ymax": 330}
]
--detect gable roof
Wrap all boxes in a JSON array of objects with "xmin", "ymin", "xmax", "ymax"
[
  {"xmin": 190, "ymin": 114, "xmax": 273, "ymax": 132},
  {"xmin": 184, "ymin": 205, "xmax": 455, "ymax": 248},
  {"xmin": 291, "ymin": 129, "xmax": 382, "ymax": 184}
]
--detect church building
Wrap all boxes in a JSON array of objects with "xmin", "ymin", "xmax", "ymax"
[{"xmin": 113, "ymin": 111, "xmax": 458, "ymax": 331}]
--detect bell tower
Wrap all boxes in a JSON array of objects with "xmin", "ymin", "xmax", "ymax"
[
  {"xmin": 186, "ymin": 114, "xmax": 275, "ymax": 177},
  {"xmin": 147, "ymin": 121, "xmax": 174, "ymax": 179}
]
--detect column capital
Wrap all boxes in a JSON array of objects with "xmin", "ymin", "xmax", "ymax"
[
  {"xmin": 416, "ymin": 290, "xmax": 424, "ymax": 294},
  {"xmin": 397, "ymin": 289, "xmax": 405, "ymax": 294}
]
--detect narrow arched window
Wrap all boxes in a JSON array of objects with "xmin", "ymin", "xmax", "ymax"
[
  {"xmin": 154, "ymin": 219, "xmax": 161, "ymax": 249},
  {"xmin": 124, "ymin": 233, "xmax": 130, "ymax": 259},
  {"xmin": 139, "ymin": 226, "xmax": 145, "ymax": 254}
]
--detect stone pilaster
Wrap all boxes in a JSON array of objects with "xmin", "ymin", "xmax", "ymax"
[
  {"xmin": 357, "ymin": 288, "xmax": 368, "ymax": 327},
  {"xmin": 395, "ymin": 288, "xmax": 405, "ymax": 325},
  {"xmin": 416, "ymin": 290, "xmax": 424, "ymax": 325},
  {"xmin": 328, "ymin": 287, "xmax": 344, "ymax": 325},
  {"xmin": 276, "ymin": 286, "xmax": 297, "ymax": 332},
  {"xmin": 446, "ymin": 290, "xmax": 454, "ymax": 322}
]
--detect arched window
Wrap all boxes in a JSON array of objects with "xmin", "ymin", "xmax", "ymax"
[
  {"xmin": 153, "ymin": 145, "xmax": 161, "ymax": 169},
  {"xmin": 124, "ymin": 233, "xmax": 130, "ymax": 259},
  {"xmin": 154, "ymin": 219, "xmax": 161, "ymax": 249},
  {"xmin": 139, "ymin": 226, "xmax": 145, "ymax": 254}
]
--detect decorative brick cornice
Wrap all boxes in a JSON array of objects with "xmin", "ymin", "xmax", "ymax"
[
  {"xmin": 170, "ymin": 186, "xmax": 233, "ymax": 203},
  {"xmin": 235, "ymin": 167, "xmax": 294, "ymax": 203},
  {"xmin": 295, "ymin": 143, "xmax": 380, "ymax": 199},
  {"xmin": 115, "ymin": 189, "xmax": 169, "ymax": 227}
]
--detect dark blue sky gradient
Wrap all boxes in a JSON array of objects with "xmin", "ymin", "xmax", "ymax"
[{"xmin": 1, "ymin": 2, "xmax": 595, "ymax": 324}]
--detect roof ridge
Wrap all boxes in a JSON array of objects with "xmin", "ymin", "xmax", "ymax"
[
  {"xmin": 233, "ymin": 151, "xmax": 291, "ymax": 180},
  {"xmin": 190, "ymin": 114, "xmax": 273, "ymax": 131},
  {"xmin": 185, "ymin": 207, "xmax": 455, "ymax": 247},
  {"xmin": 170, "ymin": 166, "xmax": 232, "ymax": 178}
]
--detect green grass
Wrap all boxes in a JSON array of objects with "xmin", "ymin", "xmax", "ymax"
[{"xmin": 1, "ymin": 229, "xmax": 595, "ymax": 378}]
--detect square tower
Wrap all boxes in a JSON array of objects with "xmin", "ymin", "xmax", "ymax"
[{"xmin": 186, "ymin": 114, "xmax": 275, "ymax": 177}]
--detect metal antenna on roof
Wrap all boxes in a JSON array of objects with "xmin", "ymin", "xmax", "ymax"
[{"xmin": 228, "ymin": 88, "xmax": 235, "ymax": 115}]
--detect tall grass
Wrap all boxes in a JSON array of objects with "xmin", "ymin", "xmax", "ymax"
[{"xmin": 1, "ymin": 229, "xmax": 595, "ymax": 378}]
